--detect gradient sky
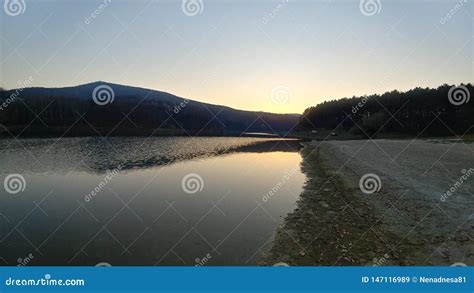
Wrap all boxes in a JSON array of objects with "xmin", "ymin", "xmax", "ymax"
[{"xmin": 1, "ymin": 0, "xmax": 472, "ymax": 113}]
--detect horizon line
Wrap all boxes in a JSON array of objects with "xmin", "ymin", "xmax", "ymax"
[{"xmin": 2, "ymin": 80, "xmax": 472, "ymax": 115}]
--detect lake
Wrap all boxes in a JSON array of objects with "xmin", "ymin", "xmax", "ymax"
[{"xmin": 0, "ymin": 137, "xmax": 306, "ymax": 266}]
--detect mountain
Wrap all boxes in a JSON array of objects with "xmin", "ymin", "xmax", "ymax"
[{"xmin": 0, "ymin": 82, "xmax": 300, "ymax": 137}]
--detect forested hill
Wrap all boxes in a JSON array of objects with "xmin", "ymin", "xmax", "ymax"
[
  {"xmin": 297, "ymin": 84, "xmax": 473, "ymax": 137},
  {"xmin": 0, "ymin": 82, "xmax": 300, "ymax": 137}
]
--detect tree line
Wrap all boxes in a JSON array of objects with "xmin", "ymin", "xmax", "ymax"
[{"xmin": 297, "ymin": 84, "xmax": 473, "ymax": 137}]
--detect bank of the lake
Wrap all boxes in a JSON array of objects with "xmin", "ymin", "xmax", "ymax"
[
  {"xmin": 263, "ymin": 139, "xmax": 473, "ymax": 266},
  {"xmin": 262, "ymin": 143, "xmax": 402, "ymax": 266}
]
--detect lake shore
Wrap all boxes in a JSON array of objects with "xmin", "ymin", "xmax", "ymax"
[{"xmin": 263, "ymin": 139, "xmax": 473, "ymax": 266}]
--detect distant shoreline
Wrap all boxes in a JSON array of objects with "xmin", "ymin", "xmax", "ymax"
[{"xmin": 0, "ymin": 125, "xmax": 294, "ymax": 139}]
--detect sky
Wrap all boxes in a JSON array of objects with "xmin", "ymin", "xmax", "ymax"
[{"xmin": 0, "ymin": 0, "xmax": 472, "ymax": 114}]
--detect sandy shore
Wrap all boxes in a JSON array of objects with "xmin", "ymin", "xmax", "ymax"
[{"xmin": 264, "ymin": 139, "xmax": 473, "ymax": 266}]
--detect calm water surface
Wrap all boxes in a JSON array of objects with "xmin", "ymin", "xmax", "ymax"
[{"xmin": 0, "ymin": 137, "xmax": 305, "ymax": 265}]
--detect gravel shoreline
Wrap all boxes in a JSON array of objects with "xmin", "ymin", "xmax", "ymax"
[{"xmin": 263, "ymin": 139, "xmax": 473, "ymax": 265}]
